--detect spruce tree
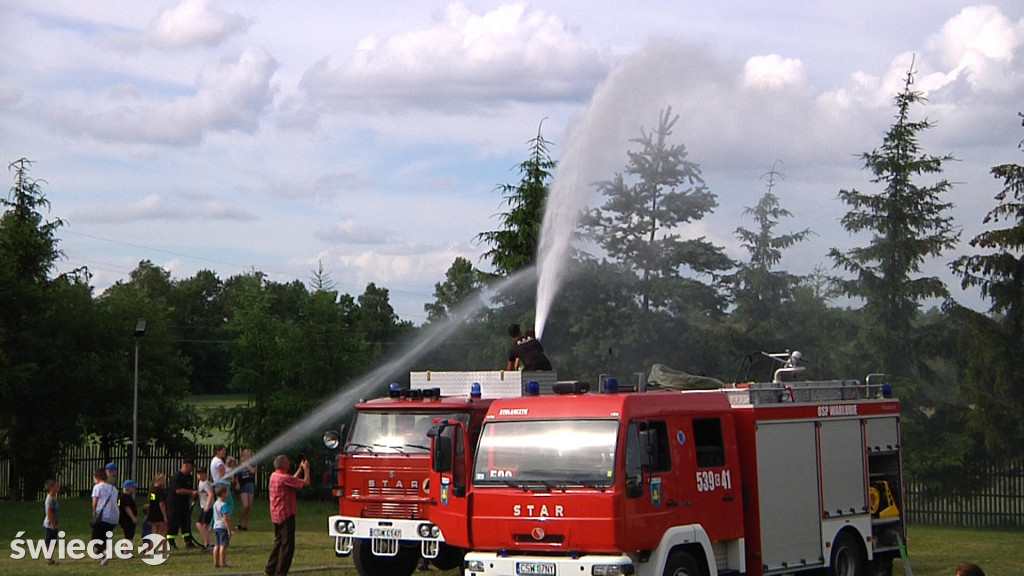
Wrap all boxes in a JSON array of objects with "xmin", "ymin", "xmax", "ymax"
[{"xmin": 828, "ymin": 66, "xmax": 959, "ymax": 375}]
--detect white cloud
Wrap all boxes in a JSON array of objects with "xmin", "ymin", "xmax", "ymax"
[
  {"xmin": 50, "ymin": 47, "xmax": 277, "ymax": 145},
  {"xmin": 334, "ymin": 244, "xmax": 477, "ymax": 294},
  {"xmin": 314, "ymin": 221, "xmax": 393, "ymax": 245},
  {"xmin": 743, "ymin": 54, "xmax": 806, "ymax": 89},
  {"xmin": 928, "ymin": 4, "xmax": 1024, "ymax": 92},
  {"xmin": 0, "ymin": 86, "xmax": 24, "ymax": 109},
  {"xmin": 152, "ymin": 0, "xmax": 253, "ymax": 49},
  {"xmin": 289, "ymin": 2, "xmax": 608, "ymax": 119},
  {"xmin": 260, "ymin": 171, "xmax": 376, "ymax": 203},
  {"xmin": 71, "ymin": 194, "xmax": 256, "ymax": 223}
]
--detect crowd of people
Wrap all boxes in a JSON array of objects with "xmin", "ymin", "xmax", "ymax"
[{"xmin": 40, "ymin": 445, "xmax": 311, "ymax": 575}]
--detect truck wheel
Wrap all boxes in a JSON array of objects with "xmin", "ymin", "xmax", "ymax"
[
  {"xmin": 828, "ymin": 532, "xmax": 866, "ymax": 576},
  {"xmin": 430, "ymin": 543, "xmax": 464, "ymax": 571},
  {"xmin": 663, "ymin": 550, "xmax": 703, "ymax": 576},
  {"xmin": 352, "ymin": 540, "xmax": 419, "ymax": 576}
]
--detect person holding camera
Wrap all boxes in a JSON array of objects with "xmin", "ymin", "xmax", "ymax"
[{"xmin": 264, "ymin": 454, "xmax": 310, "ymax": 576}]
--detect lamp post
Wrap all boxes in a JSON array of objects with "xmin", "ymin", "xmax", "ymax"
[{"xmin": 131, "ymin": 318, "xmax": 147, "ymax": 482}]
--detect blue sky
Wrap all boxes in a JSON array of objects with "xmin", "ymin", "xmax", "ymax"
[{"xmin": 2, "ymin": 1, "xmax": 1022, "ymax": 322}]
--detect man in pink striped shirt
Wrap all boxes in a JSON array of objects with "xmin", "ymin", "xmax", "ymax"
[{"xmin": 264, "ymin": 454, "xmax": 310, "ymax": 576}]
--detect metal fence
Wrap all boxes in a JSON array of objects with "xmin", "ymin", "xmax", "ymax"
[
  {"xmin": 906, "ymin": 459, "xmax": 1024, "ymax": 528},
  {"xmin": 0, "ymin": 443, "xmax": 268, "ymax": 501}
]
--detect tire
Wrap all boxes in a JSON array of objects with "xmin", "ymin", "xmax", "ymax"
[
  {"xmin": 828, "ymin": 532, "xmax": 866, "ymax": 576},
  {"xmin": 352, "ymin": 539, "xmax": 420, "ymax": 576},
  {"xmin": 430, "ymin": 543, "xmax": 464, "ymax": 571},
  {"xmin": 663, "ymin": 550, "xmax": 703, "ymax": 576}
]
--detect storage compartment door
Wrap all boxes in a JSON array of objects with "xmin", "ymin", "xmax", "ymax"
[
  {"xmin": 756, "ymin": 421, "xmax": 822, "ymax": 571},
  {"xmin": 820, "ymin": 419, "xmax": 868, "ymax": 518}
]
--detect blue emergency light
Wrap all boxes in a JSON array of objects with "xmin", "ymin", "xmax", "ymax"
[
  {"xmin": 389, "ymin": 382, "xmax": 401, "ymax": 398},
  {"xmin": 526, "ymin": 381, "xmax": 541, "ymax": 396},
  {"xmin": 471, "ymin": 382, "xmax": 482, "ymax": 398}
]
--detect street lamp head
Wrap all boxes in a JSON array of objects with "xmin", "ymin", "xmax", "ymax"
[{"xmin": 134, "ymin": 318, "xmax": 147, "ymax": 338}]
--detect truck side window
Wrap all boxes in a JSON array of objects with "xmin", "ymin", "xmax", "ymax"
[
  {"xmin": 452, "ymin": 425, "xmax": 466, "ymax": 494},
  {"xmin": 625, "ymin": 422, "xmax": 643, "ymax": 498},
  {"xmin": 639, "ymin": 420, "xmax": 671, "ymax": 472},
  {"xmin": 693, "ymin": 418, "xmax": 726, "ymax": 468}
]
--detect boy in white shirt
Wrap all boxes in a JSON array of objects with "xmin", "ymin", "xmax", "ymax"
[{"xmin": 194, "ymin": 467, "xmax": 215, "ymax": 551}]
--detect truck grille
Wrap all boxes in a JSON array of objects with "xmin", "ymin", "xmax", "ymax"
[{"xmin": 363, "ymin": 502, "xmax": 421, "ymax": 519}]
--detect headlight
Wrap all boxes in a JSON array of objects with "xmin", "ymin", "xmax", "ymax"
[
  {"xmin": 465, "ymin": 560, "xmax": 485, "ymax": 572},
  {"xmin": 593, "ymin": 564, "xmax": 635, "ymax": 576},
  {"xmin": 334, "ymin": 519, "xmax": 355, "ymax": 534},
  {"xmin": 430, "ymin": 525, "xmax": 441, "ymax": 538},
  {"xmin": 418, "ymin": 523, "xmax": 433, "ymax": 538}
]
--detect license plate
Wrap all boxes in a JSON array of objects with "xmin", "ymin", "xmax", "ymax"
[
  {"xmin": 369, "ymin": 528, "xmax": 401, "ymax": 538},
  {"xmin": 516, "ymin": 561, "xmax": 555, "ymax": 575}
]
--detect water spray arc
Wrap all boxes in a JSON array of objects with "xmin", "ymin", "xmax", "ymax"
[{"xmin": 232, "ymin": 266, "xmax": 539, "ymax": 475}]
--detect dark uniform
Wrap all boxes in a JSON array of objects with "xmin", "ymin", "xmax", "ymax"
[
  {"xmin": 167, "ymin": 469, "xmax": 195, "ymax": 548},
  {"xmin": 508, "ymin": 334, "xmax": 553, "ymax": 371},
  {"xmin": 148, "ymin": 486, "xmax": 167, "ymax": 523},
  {"xmin": 119, "ymin": 491, "xmax": 137, "ymax": 541}
]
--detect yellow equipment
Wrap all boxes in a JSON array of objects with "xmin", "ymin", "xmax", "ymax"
[{"xmin": 869, "ymin": 479, "xmax": 900, "ymax": 519}]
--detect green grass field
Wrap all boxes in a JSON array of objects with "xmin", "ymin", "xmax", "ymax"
[
  {"xmin": 1, "ymin": 495, "xmax": 1021, "ymax": 576},
  {"xmin": 185, "ymin": 394, "xmax": 249, "ymax": 445},
  {"xmin": 0, "ymin": 497, "xmax": 356, "ymax": 575}
]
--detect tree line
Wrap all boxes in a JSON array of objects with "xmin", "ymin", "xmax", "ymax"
[{"xmin": 2, "ymin": 67, "xmax": 1022, "ymax": 499}]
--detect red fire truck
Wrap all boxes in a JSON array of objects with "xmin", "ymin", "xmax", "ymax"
[
  {"xmin": 428, "ymin": 359, "xmax": 905, "ymax": 576},
  {"xmin": 324, "ymin": 371, "xmax": 557, "ymax": 576}
]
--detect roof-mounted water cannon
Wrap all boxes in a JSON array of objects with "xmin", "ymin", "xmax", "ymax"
[{"xmin": 764, "ymin": 349, "xmax": 805, "ymax": 383}]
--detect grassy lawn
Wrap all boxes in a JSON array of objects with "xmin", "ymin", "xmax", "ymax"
[
  {"xmin": 1, "ymin": 496, "xmax": 1020, "ymax": 576},
  {"xmin": 186, "ymin": 394, "xmax": 248, "ymax": 445},
  {"xmin": 1, "ymin": 497, "xmax": 360, "ymax": 575},
  {"xmin": 894, "ymin": 525, "xmax": 1024, "ymax": 575}
]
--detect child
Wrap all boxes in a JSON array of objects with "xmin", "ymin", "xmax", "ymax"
[
  {"xmin": 91, "ymin": 467, "xmax": 118, "ymax": 566},
  {"xmin": 236, "ymin": 449, "xmax": 256, "ymax": 530},
  {"xmin": 194, "ymin": 466, "xmax": 214, "ymax": 551},
  {"xmin": 147, "ymin": 473, "xmax": 169, "ymax": 544},
  {"xmin": 119, "ymin": 480, "xmax": 138, "ymax": 541},
  {"xmin": 42, "ymin": 479, "xmax": 60, "ymax": 565},
  {"xmin": 141, "ymin": 504, "xmax": 152, "ymax": 539},
  {"xmin": 212, "ymin": 484, "xmax": 233, "ymax": 569}
]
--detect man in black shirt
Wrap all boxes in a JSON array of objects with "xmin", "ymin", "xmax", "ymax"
[
  {"xmin": 167, "ymin": 459, "xmax": 198, "ymax": 549},
  {"xmin": 506, "ymin": 324, "xmax": 553, "ymax": 371}
]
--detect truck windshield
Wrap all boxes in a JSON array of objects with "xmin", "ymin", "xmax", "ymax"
[
  {"xmin": 347, "ymin": 411, "xmax": 469, "ymax": 455},
  {"xmin": 472, "ymin": 419, "xmax": 618, "ymax": 488}
]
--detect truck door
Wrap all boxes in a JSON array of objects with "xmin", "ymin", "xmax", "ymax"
[
  {"xmin": 622, "ymin": 420, "xmax": 678, "ymax": 545},
  {"xmin": 428, "ymin": 421, "xmax": 472, "ymax": 550},
  {"xmin": 690, "ymin": 417, "xmax": 743, "ymax": 541}
]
